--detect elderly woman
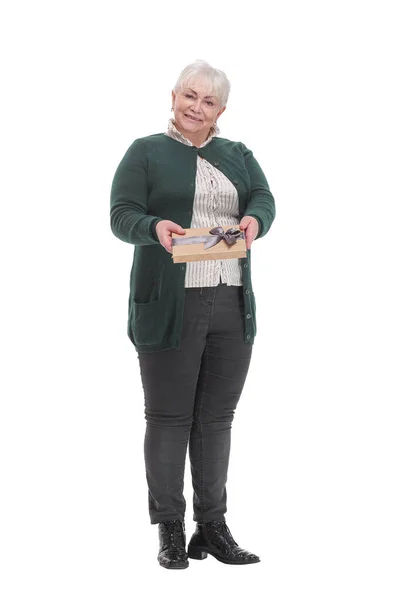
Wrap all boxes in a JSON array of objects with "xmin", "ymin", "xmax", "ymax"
[{"xmin": 110, "ymin": 60, "xmax": 276, "ymax": 569}]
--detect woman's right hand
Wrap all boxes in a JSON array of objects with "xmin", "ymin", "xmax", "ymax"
[{"xmin": 155, "ymin": 220, "xmax": 186, "ymax": 254}]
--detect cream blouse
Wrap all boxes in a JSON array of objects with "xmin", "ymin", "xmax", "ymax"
[{"xmin": 164, "ymin": 118, "xmax": 243, "ymax": 288}]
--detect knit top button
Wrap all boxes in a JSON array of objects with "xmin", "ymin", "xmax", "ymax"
[{"xmin": 214, "ymin": 161, "xmax": 220, "ymax": 166}]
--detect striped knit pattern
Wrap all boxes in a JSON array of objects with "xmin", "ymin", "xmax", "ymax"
[{"xmin": 165, "ymin": 119, "xmax": 243, "ymax": 288}]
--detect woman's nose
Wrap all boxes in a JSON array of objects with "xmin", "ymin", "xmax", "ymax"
[{"xmin": 190, "ymin": 99, "xmax": 202, "ymax": 113}]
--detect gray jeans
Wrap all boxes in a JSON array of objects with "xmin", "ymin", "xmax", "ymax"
[{"xmin": 137, "ymin": 282, "xmax": 253, "ymax": 524}]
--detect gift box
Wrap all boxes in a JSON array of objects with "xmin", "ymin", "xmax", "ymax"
[{"xmin": 171, "ymin": 225, "xmax": 247, "ymax": 263}]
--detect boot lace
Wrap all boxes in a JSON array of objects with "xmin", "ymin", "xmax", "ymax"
[
  {"xmin": 209, "ymin": 520, "xmax": 238, "ymax": 547},
  {"xmin": 163, "ymin": 520, "xmax": 185, "ymax": 550}
]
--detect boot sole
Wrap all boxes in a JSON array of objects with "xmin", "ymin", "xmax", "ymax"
[
  {"xmin": 158, "ymin": 560, "xmax": 189, "ymax": 569},
  {"xmin": 158, "ymin": 561, "xmax": 189, "ymax": 569},
  {"xmin": 188, "ymin": 545, "xmax": 260, "ymax": 565}
]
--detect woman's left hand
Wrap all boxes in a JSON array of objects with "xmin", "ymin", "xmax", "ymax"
[{"xmin": 239, "ymin": 216, "xmax": 259, "ymax": 250}]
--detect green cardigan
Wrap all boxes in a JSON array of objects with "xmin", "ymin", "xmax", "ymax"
[{"xmin": 110, "ymin": 133, "xmax": 276, "ymax": 352}]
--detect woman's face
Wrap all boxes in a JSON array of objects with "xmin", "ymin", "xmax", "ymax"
[{"xmin": 171, "ymin": 78, "xmax": 226, "ymax": 142}]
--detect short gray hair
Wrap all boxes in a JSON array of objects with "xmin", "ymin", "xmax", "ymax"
[{"xmin": 173, "ymin": 60, "xmax": 231, "ymax": 107}]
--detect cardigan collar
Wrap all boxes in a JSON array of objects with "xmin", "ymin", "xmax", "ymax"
[{"xmin": 165, "ymin": 118, "xmax": 220, "ymax": 148}]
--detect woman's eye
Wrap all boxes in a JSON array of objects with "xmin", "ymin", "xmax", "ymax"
[{"xmin": 184, "ymin": 94, "xmax": 213, "ymax": 106}]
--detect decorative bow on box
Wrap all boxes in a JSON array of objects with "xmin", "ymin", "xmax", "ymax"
[
  {"xmin": 171, "ymin": 225, "xmax": 247, "ymax": 264},
  {"xmin": 172, "ymin": 226, "xmax": 244, "ymax": 250}
]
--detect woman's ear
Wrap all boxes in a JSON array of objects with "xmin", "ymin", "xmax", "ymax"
[{"xmin": 217, "ymin": 106, "xmax": 226, "ymax": 119}]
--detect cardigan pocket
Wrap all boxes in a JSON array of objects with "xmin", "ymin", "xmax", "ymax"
[
  {"xmin": 132, "ymin": 297, "xmax": 164, "ymax": 345},
  {"xmin": 132, "ymin": 262, "xmax": 165, "ymax": 305}
]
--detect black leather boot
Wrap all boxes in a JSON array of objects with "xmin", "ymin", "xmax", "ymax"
[
  {"xmin": 157, "ymin": 519, "xmax": 189, "ymax": 569},
  {"xmin": 188, "ymin": 520, "xmax": 260, "ymax": 565}
]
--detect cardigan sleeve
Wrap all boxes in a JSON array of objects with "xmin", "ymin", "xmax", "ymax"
[
  {"xmin": 110, "ymin": 139, "xmax": 163, "ymax": 245},
  {"xmin": 240, "ymin": 143, "xmax": 276, "ymax": 240}
]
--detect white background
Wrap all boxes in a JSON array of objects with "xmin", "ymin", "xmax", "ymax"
[{"xmin": 1, "ymin": 0, "xmax": 399, "ymax": 598}]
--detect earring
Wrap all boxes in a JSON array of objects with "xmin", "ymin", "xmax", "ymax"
[{"xmin": 171, "ymin": 107, "xmax": 174, "ymax": 111}]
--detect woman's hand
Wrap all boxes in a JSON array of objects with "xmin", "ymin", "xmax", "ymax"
[
  {"xmin": 155, "ymin": 220, "xmax": 186, "ymax": 254},
  {"xmin": 239, "ymin": 216, "xmax": 259, "ymax": 250}
]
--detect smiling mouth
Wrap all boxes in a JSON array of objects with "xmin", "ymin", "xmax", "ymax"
[{"xmin": 184, "ymin": 114, "xmax": 202, "ymax": 122}]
